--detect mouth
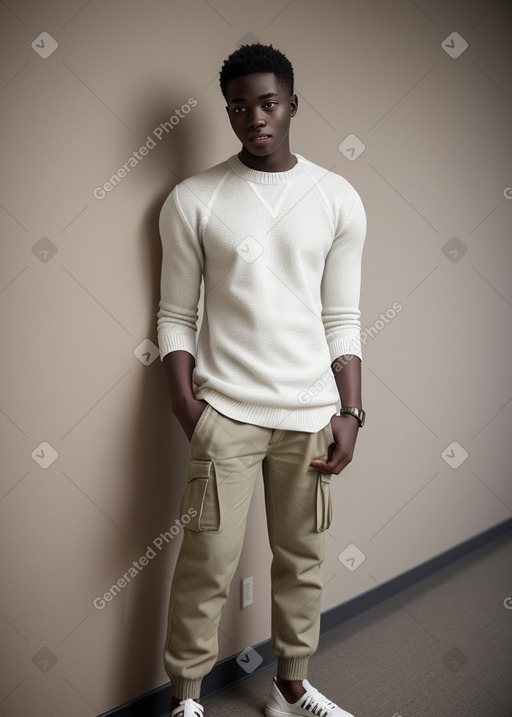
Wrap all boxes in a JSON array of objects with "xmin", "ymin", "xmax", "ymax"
[{"xmin": 248, "ymin": 135, "xmax": 271, "ymax": 144}]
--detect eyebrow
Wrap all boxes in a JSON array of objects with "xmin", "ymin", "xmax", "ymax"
[{"xmin": 228, "ymin": 92, "xmax": 279, "ymax": 105}]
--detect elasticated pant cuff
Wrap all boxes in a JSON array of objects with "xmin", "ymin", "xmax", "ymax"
[
  {"xmin": 171, "ymin": 676, "xmax": 202, "ymax": 700},
  {"xmin": 277, "ymin": 656, "xmax": 310, "ymax": 681}
]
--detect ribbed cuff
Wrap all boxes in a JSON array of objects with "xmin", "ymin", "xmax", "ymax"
[
  {"xmin": 277, "ymin": 656, "xmax": 310, "ymax": 681},
  {"xmin": 328, "ymin": 333, "xmax": 362, "ymax": 363},
  {"xmin": 158, "ymin": 331, "xmax": 196, "ymax": 361},
  {"xmin": 171, "ymin": 675, "xmax": 202, "ymax": 700}
]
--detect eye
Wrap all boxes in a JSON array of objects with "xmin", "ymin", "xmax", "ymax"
[
  {"xmin": 264, "ymin": 102, "xmax": 278, "ymax": 110},
  {"xmin": 232, "ymin": 106, "xmax": 245, "ymax": 114}
]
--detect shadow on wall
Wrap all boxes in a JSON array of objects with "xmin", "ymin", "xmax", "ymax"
[
  {"xmin": 104, "ymin": 84, "xmax": 264, "ymax": 709},
  {"xmin": 108, "ymin": 90, "xmax": 201, "ymax": 705}
]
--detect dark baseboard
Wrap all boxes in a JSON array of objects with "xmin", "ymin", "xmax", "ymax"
[{"xmin": 98, "ymin": 517, "xmax": 512, "ymax": 717}]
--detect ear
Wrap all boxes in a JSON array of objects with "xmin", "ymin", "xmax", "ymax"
[{"xmin": 289, "ymin": 93, "xmax": 298, "ymax": 117}]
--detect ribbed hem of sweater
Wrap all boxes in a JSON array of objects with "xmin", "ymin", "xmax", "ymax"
[{"xmin": 197, "ymin": 388, "xmax": 337, "ymax": 433}]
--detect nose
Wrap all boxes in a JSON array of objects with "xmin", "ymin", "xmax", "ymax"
[{"xmin": 247, "ymin": 109, "xmax": 266, "ymax": 129}]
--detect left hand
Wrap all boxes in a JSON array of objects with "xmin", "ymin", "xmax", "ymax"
[{"xmin": 310, "ymin": 414, "xmax": 359, "ymax": 475}]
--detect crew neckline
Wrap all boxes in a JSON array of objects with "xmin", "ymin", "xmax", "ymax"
[{"xmin": 228, "ymin": 154, "xmax": 305, "ymax": 184}]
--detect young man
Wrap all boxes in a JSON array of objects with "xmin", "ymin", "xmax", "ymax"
[{"xmin": 157, "ymin": 43, "xmax": 366, "ymax": 717}]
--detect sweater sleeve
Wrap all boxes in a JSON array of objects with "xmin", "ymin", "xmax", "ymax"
[
  {"xmin": 321, "ymin": 189, "xmax": 366, "ymax": 362},
  {"xmin": 157, "ymin": 185, "xmax": 204, "ymax": 360}
]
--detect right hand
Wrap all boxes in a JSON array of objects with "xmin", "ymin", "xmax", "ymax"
[{"xmin": 174, "ymin": 398, "xmax": 208, "ymax": 442}]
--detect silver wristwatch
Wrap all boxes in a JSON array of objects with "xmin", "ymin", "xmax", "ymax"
[{"xmin": 338, "ymin": 406, "xmax": 366, "ymax": 428}]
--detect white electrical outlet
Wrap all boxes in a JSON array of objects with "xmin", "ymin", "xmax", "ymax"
[{"xmin": 242, "ymin": 576, "xmax": 254, "ymax": 609}]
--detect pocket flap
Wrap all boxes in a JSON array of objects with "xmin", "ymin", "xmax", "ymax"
[
  {"xmin": 316, "ymin": 473, "xmax": 333, "ymax": 532},
  {"xmin": 181, "ymin": 459, "xmax": 220, "ymax": 532},
  {"xmin": 188, "ymin": 458, "xmax": 215, "ymax": 480}
]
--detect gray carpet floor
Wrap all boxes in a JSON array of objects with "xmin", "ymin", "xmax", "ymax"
[{"xmin": 200, "ymin": 529, "xmax": 512, "ymax": 717}]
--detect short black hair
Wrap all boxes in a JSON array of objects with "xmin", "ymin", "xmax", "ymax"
[{"xmin": 219, "ymin": 43, "xmax": 294, "ymax": 99}]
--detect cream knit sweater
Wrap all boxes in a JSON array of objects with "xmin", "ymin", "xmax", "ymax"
[{"xmin": 157, "ymin": 154, "xmax": 366, "ymax": 432}]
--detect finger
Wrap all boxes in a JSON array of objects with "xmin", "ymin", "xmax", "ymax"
[
  {"xmin": 310, "ymin": 458, "xmax": 340, "ymax": 475},
  {"xmin": 310, "ymin": 437, "xmax": 336, "ymax": 467},
  {"xmin": 310, "ymin": 457, "xmax": 327, "ymax": 468}
]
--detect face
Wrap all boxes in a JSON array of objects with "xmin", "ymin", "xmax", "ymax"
[{"xmin": 225, "ymin": 72, "xmax": 298, "ymax": 169}]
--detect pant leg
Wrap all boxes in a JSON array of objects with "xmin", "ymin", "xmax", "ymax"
[
  {"xmin": 164, "ymin": 406, "xmax": 270, "ymax": 699},
  {"xmin": 262, "ymin": 422, "xmax": 334, "ymax": 681}
]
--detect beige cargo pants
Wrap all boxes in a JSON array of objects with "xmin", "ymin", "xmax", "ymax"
[{"xmin": 164, "ymin": 404, "xmax": 335, "ymax": 700}]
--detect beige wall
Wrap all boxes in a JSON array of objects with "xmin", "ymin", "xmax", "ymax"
[{"xmin": 1, "ymin": 0, "xmax": 511, "ymax": 715}]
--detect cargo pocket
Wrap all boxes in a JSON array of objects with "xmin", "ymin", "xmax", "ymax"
[
  {"xmin": 316, "ymin": 474, "xmax": 333, "ymax": 532},
  {"xmin": 180, "ymin": 458, "xmax": 220, "ymax": 532}
]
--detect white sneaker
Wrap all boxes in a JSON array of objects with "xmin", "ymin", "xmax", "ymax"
[
  {"xmin": 265, "ymin": 677, "xmax": 354, "ymax": 717},
  {"xmin": 170, "ymin": 698, "xmax": 204, "ymax": 717}
]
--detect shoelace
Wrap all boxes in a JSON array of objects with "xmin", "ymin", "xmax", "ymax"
[
  {"xmin": 300, "ymin": 685, "xmax": 336, "ymax": 716},
  {"xmin": 173, "ymin": 698, "xmax": 203, "ymax": 717}
]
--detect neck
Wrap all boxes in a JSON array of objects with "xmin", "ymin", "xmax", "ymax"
[{"xmin": 238, "ymin": 144, "xmax": 297, "ymax": 173}]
